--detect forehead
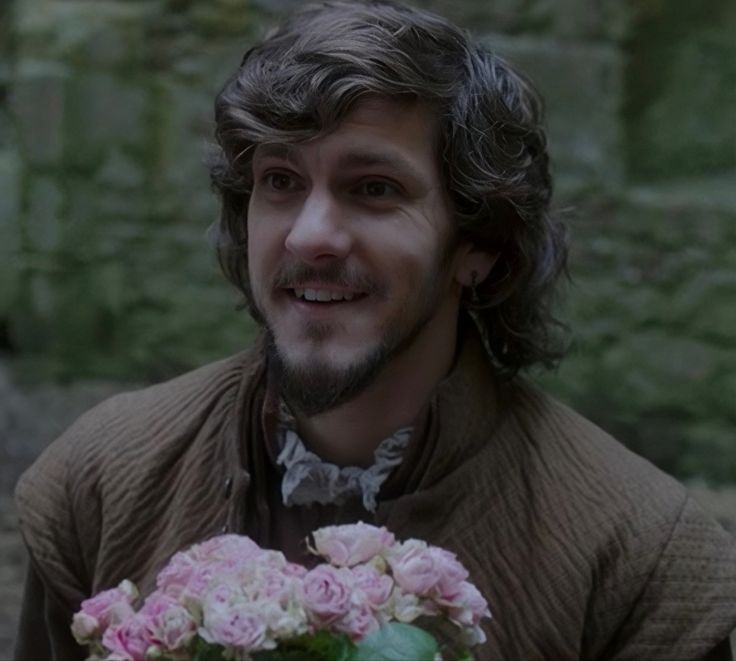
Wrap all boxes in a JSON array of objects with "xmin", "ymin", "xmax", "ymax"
[{"xmin": 253, "ymin": 96, "xmax": 441, "ymax": 178}]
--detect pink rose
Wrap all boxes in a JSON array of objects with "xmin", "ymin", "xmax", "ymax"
[
  {"xmin": 428, "ymin": 547, "xmax": 469, "ymax": 600},
  {"xmin": 258, "ymin": 549, "xmax": 290, "ymax": 570},
  {"xmin": 259, "ymin": 600, "xmax": 309, "ymax": 639},
  {"xmin": 446, "ymin": 581, "xmax": 491, "ymax": 628},
  {"xmin": 156, "ymin": 552, "xmax": 200, "ymax": 598},
  {"xmin": 350, "ymin": 565, "xmax": 394, "ymax": 611},
  {"xmin": 302, "ymin": 565, "xmax": 353, "ymax": 624},
  {"xmin": 70, "ymin": 612, "xmax": 99, "ymax": 643},
  {"xmin": 101, "ymin": 614, "xmax": 154, "ymax": 661},
  {"xmin": 200, "ymin": 603, "xmax": 268, "ymax": 651},
  {"xmin": 72, "ymin": 580, "xmax": 138, "ymax": 642},
  {"xmin": 387, "ymin": 540, "xmax": 439, "ymax": 596},
  {"xmin": 284, "ymin": 561, "xmax": 308, "ymax": 578},
  {"xmin": 221, "ymin": 549, "xmax": 285, "ymax": 581},
  {"xmin": 312, "ymin": 523, "xmax": 395, "ymax": 567},
  {"xmin": 203, "ymin": 582, "xmax": 240, "ymax": 609},
  {"xmin": 190, "ymin": 534, "xmax": 262, "ymax": 563},
  {"xmin": 390, "ymin": 591, "xmax": 431, "ymax": 624},
  {"xmin": 182, "ymin": 563, "xmax": 218, "ymax": 602},
  {"xmin": 139, "ymin": 592, "xmax": 196, "ymax": 651},
  {"xmin": 334, "ymin": 602, "xmax": 380, "ymax": 641},
  {"xmin": 256, "ymin": 567, "xmax": 295, "ymax": 605}
]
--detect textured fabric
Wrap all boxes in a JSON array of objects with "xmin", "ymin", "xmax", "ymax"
[
  {"xmin": 14, "ymin": 329, "xmax": 736, "ymax": 660},
  {"xmin": 276, "ymin": 424, "xmax": 412, "ymax": 511}
]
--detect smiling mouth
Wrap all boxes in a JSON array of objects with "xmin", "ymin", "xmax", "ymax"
[{"xmin": 291, "ymin": 288, "xmax": 366, "ymax": 303}]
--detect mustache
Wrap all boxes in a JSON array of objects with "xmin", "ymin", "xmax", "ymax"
[{"xmin": 272, "ymin": 263, "xmax": 386, "ymax": 297}]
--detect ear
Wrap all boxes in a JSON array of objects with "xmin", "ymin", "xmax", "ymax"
[{"xmin": 454, "ymin": 246, "xmax": 499, "ymax": 287}]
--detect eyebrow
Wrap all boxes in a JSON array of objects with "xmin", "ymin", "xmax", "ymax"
[
  {"xmin": 254, "ymin": 144, "xmax": 419, "ymax": 175},
  {"xmin": 336, "ymin": 150, "xmax": 418, "ymax": 175},
  {"xmin": 252, "ymin": 143, "xmax": 295, "ymax": 162}
]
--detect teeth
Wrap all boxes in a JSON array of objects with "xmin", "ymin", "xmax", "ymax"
[
  {"xmin": 332, "ymin": 291, "xmax": 354, "ymax": 301},
  {"xmin": 293, "ymin": 288, "xmax": 357, "ymax": 302}
]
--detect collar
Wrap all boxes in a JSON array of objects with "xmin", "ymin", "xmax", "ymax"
[{"xmin": 258, "ymin": 316, "xmax": 500, "ymax": 511}]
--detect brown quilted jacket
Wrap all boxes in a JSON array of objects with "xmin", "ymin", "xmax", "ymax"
[{"xmin": 14, "ymin": 332, "xmax": 736, "ymax": 660}]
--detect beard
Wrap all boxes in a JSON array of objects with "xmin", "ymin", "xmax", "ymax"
[
  {"xmin": 267, "ymin": 330, "xmax": 391, "ymax": 417},
  {"xmin": 261, "ymin": 256, "xmax": 454, "ymax": 417}
]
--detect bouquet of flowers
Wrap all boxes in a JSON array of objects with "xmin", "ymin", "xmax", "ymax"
[{"xmin": 72, "ymin": 523, "xmax": 491, "ymax": 660}]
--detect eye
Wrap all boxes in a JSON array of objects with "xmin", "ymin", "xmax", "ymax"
[
  {"xmin": 263, "ymin": 171, "xmax": 300, "ymax": 192},
  {"xmin": 354, "ymin": 179, "xmax": 400, "ymax": 198},
  {"xmin": 266, "ymin": 173, "xmax": 292, "ymax": 190}
]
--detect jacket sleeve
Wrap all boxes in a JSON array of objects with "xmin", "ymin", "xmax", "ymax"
[
  {"xmin": 603, "ymin": 496, "xmax": 736, "ymax": 660},
  {"xmin": 14, "ymin": 561, "xmax": 85, "ymax": 661},
  {"xmin": 14, "ymin": 414, "xmax": 97, "ymax": 661}
]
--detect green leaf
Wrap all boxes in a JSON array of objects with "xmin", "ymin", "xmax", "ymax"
[
  {"xmin": 189, "ymin": 637, "xmax": 227, "ymax": 661},
  {"xmin": 351, "ymin": 624, "xmax": 439, "ymax": 661},
  {"xmin": 252, "ymin": 631, "xmax": 356, "ymax": 661},
  {"xmin": 301, "ymin": 631, "xmax": 355, "ymax": 661}
]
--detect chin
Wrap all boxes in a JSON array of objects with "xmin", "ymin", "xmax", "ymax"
[
  {"xmin": 267, "ymin": 330, "xmax": 391, "ymax": 416},
  {"xmin": 281, "ymin": 340, "xmax": 372, "ymax": 374}
]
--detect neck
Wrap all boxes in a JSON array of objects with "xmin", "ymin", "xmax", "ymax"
[{"xmin": 292, "ymin": 316, "xmax": 461, "ymax": 468}]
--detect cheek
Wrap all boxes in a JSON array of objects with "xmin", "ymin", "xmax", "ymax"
[
  {"xmin": 247, "ymin": 218, "xmax": 283, "ymax": 271},
  {"xmin": 246, "ymin": 230, "xmax": 270, "ymax": 293}
]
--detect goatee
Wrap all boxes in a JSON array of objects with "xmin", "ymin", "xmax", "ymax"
[{"xmin": 266, "ymin": 330, "xmax": 392, "ymax": 417}]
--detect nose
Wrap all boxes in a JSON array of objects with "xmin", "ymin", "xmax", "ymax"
[{"xmin": 284, "ymin": 190, "xmax": 352, "ymax": 264}]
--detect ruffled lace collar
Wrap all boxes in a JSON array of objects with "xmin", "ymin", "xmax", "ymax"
[{"xmin": 275, "ymin": 403, "xmax": 412, "ymax": 512}]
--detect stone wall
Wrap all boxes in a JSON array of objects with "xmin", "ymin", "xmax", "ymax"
[{"xmin": 1, "ymin": 1, "xmax": 735, "ymax": 476}]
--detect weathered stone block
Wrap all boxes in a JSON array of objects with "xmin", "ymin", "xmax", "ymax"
[
  {"xmin": 0, "ymin": 56, "xmax": 13, "ymax": 150},
  {"xmin": 90, "ymin": 150, "xmax": 151, "ymax": 221},
  {"xmin": 96, "ymin": 148, "xmax": 146, "ymax": 192},
  {"xmin": 534, "ymin": 0, "xmax": 630, "ymax": 41},
  {"xmin": 15, "ymin": 0, "xmax": 156, "ymax": 69},
  {"xmin": 0, "ymin": 151, "xmax": 21, "ymax": 313},
  {"xmin": 24, "ymin": 176, "xmax": 64, "ymax": 253},
  {"xmin": 189, "ymin": 0, "xmax": 253, "ymax": 37},
  {"xmin": 249, "ymin": 0, "xmax": 297, "ymax": 18},
  {"xmin": 0, "ymin": 150, "xmax": 20, "ymax": 228},
  {"xmin": 156, "ymin": 77, "xmax": 219, "ymax": 225},
  {"xmin": 415, "ymin": 0, "xmax": 629, "ymax": 40},
  {"xmin": 64, "ymin": 73, "xmax": 149, "ymax": 169},
  {"xmin": 624, "ymin": 1, "xmax": 736, "ymax": 180},
  {"xmin": 27, "ymin": 272, "xmax": 55, "ymax": 321},
  {"xmin": 62, "ymin": 178, "xmax": 103, "ymax": 250},
  {"xmin": 11, "ymin": 60, "xmax": 67, "ymax": 165}
]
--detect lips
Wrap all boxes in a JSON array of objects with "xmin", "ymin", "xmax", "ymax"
[{"xmin": 274, "ymin": 264, "xmax": 380, "ymax": 304}]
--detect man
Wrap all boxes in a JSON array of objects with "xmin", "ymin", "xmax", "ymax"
[{"xmin": 14, "ymin": 1, "xmax": 736, "ymax": 659}]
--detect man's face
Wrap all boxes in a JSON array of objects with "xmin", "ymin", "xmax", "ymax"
[{"xmin": 247, "ymin": 97, "xmax": 469, "ymax": 415}]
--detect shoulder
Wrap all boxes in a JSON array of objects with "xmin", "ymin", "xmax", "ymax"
[
  {"xmin": 453, "ymin": 371, "xmax": 735, "ymax": 575},
  {"xmin": 493, "ymin": 381, "xmax": 736, "ymax": 654},
  {"xmin": 499, "ymin": 379, "xmax": 687, "ymax": 512},
  {"xmin": 14, "ymin": 346, "xmax": 264, "ymax": 574},
  {"xmin": 442, "ymin": 377, "xmax": 736, "ymax": 656},
  {"xmin": 17, "ymin": 347, "xmax": 260, "ymax": 496},
  {"xmin": 493, "ymin": 379, "xmax": 707, "ymax": 554}
]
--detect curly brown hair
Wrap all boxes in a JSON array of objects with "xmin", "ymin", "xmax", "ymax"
[{"xmin": 209, "ymin": 0, "xmax": 568, "ymax": 377}]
